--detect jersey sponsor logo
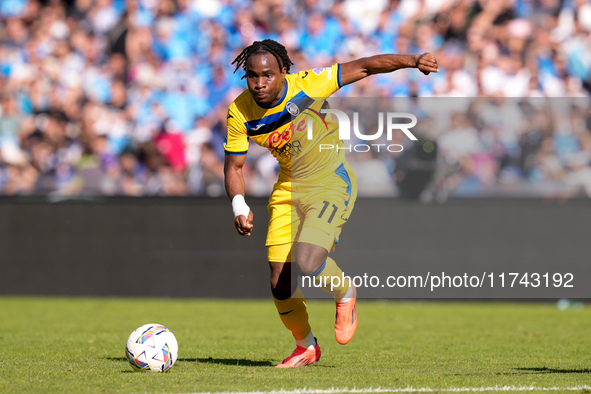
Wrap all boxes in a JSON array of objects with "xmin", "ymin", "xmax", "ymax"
[
  {"xmin": 268, "ymin": 126, "xmax": 293, "ymax": 149},
  {"xmin": 274, "ymin": 141, "xmax": 293, "ymax": 158},
  {"xmin": 286, "ymin": 101, "xmax": 299, "ymax": 116},
  {"xmin": 251, "ymin": 123, "xmax": 265, "ymax": 131},
  {"xmin": 270, "ymin": 129, "xmax": 302, "ymax": 158}
]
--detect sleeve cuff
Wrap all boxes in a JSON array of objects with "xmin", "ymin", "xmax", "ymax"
[{"xmin": 224, "ymin": 150, "xmax": 248, "ymax": 156}]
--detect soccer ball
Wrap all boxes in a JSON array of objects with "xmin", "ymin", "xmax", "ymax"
[{"xmin": 125, "ymin": 323, "xmax": 178, "ymax": 372}]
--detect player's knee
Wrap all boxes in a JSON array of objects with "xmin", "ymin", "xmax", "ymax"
[
  {"xmin": 297, "ymin": 259, "xmax": 319, "ymax": 276},
  {"xmin": 270, "ymin": 277, "xmax": 293, "ymax": 300},
  {"xmin": 296, "ymin": 246, "xmax": 327, "ymax": 276}
]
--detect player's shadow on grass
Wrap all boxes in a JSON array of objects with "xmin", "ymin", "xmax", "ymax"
[
  {"xmin": 189, "ymin": 358, "xmax": 334, "ymax": 368},
  {"xmin": 105, "ymin": 357, "xmax": 126, "ymax": 361},
  {"xmin": 189, "ymin": 357, "xmax": 274, "ymax": 367},
  {"xmin": 514, "ymin": 367, "xmax": 591, "ymax": 374},
  {"xmin": 105, "ymin": 356, "xmax": 333, "ymax": 368},
  {"xmin": 105, "ymin": 356, "xmax": 272, "ymax": 367}
]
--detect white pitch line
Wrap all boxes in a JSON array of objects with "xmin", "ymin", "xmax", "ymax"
[{"xmin": 189, "ymin": 386, "xmax": 591, "ymax": 394}]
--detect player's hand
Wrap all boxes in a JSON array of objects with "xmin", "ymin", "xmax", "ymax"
[
  {"xmin": 415, "ymin": 53, "xmax": 439, "ymax": 75},
  {"xmin": 234, "ymin": 210, "xmax": 254, "ymax": 236}
]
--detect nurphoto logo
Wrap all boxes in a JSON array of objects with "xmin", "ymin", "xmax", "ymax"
[{"xmin": 307, "ymin": 109, "xmax": 418, "ymax": 152}]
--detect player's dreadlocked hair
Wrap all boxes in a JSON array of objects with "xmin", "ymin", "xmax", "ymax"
[{"xmin": 232, "ymin": 39, "xmax": 294, "ymax": 79}]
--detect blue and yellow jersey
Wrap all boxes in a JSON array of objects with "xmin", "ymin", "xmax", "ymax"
[{"xmin": 224, "ymin": 63, "xmax": 346, "ymax": 182}]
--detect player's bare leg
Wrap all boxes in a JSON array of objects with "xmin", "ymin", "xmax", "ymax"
[{"xmin": 296, "ymin": 242, "xmax": 357, "ymax": 345}]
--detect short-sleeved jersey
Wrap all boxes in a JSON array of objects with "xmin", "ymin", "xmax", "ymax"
[{"xmin": 224, "ymin": 63, "xmax": 346, "ymax": 182}]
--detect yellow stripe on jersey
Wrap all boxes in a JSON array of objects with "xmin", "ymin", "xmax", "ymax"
[{"xmin": 224, "ymin": 63, "xmax": 345, "ymax": 181}]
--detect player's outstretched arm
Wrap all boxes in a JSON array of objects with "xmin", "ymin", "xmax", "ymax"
[
  {"xmin": 339, "ymin": 53, "xmax": 438, "ymax": 87},
  {"xmin": 224, "ymin": 154, "xmax": 254, "ymax": 236}
]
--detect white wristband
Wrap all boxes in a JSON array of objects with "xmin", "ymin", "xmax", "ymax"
[{"xmin": 232, "ymin": 194, "xmax": 250, "ymax": 218}]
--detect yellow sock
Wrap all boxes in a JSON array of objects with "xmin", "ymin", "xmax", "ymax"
[
  {"xmin": 272, "ymin": 286, "xmax": 311, "ymax": 341},
  {"xmin": 310, "ymin": 256, "xmax": 350, "ymax": 299}
]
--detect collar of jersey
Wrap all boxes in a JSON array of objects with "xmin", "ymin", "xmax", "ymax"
[{"xmin": 255, "ymin": 78, "xmax": 288, "ymax": 110}]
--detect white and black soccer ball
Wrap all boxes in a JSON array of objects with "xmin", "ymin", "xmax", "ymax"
[{"xmin": 125, "ymin": 323, "xmax": 178, "ymax": 372}]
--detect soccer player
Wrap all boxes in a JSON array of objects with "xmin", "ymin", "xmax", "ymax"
[{"xmin": 224, "ymin": 39, "xmax": 438, "ymax": 368}]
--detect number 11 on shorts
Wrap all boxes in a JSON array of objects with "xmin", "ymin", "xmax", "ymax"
[{"xmin": 318, "ymin": 200, "xmax": 338, "ymax": 223}]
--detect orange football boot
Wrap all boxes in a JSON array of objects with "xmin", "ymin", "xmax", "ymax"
[
  {"xmin": 334, "ymin": 282, "xmax": 357, "ymax": 344},
  {"xmin": 275, "ymin": 338, "xmax": 321, "ymax": 368}
]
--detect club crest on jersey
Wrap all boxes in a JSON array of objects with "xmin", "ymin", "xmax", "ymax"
[{"xmin": 286, "ymin": 102, "xmax": 299, "ymax": 116}]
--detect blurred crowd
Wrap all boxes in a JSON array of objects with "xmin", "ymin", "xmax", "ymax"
[{"xmin": 0, "ymin": 0, "xmax": 590, "ymax": 198}]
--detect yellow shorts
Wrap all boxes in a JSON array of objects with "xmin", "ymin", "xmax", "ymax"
[{"xmin": 266, "ymin": 161, "xmax": 357, "ymax": 262}]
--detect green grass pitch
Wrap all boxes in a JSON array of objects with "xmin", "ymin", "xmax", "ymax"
[{"xmin": 0, "ymin": 297, "xmax": 589, "ymax": 393}]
